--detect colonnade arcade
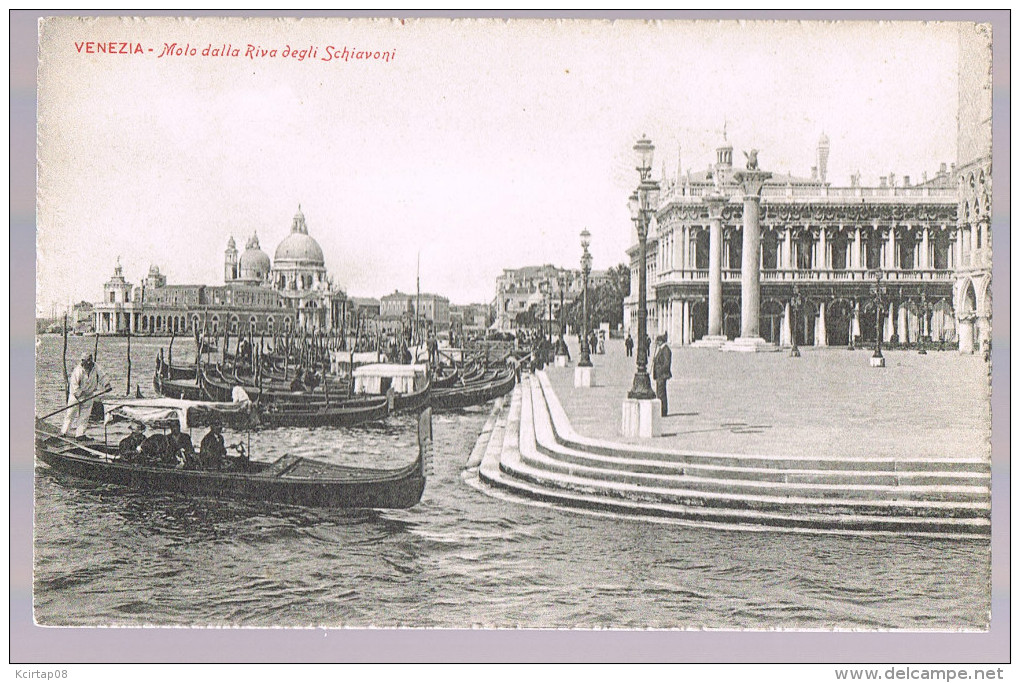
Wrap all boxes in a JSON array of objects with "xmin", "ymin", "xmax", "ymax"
[
  {"xmin": 650, "ymin": 199, "xmax": 959, "ymax": 347},
  {"xmin": 656, "ymin": 285, "xmax": 956, "ymax": 348},
  {"xmin": 93, "ymin": 311, "xmax": 297, "ymax": 336}
]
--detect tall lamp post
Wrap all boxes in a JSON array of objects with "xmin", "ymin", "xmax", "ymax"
[
  {"xmin": 627, "ymin": 136, "xmax": 660, "ymax": 400},
  {"xmin": 555, "ymin": 275, "xmax": 569, "ymax": 357},
  {"xmin": 546, "ymin": 279, "xmax": 554, "ymax": 345},
  {"xmin": 537, "ymin": 280, "xmax": 547, "ymax": 342},
  {"xmin": 790, "ymin": 286, "xmax": 803, "ymax": 358},
  {"xmin": 578, "ymin": 229, "xmax": 593, "ymax": 368},
  {"xmin": 870, "ymin": 270, "xmax": 887, "ymax": 367}
]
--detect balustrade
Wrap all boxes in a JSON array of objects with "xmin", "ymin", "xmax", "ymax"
[{"xmin": 657, "ymin": 267, "xmax": 953, "ymax": 284}]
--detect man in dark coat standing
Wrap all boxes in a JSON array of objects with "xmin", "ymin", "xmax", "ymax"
[{"xmin": 652, "ymin": 333, "xmax": 672, "ymax": 418}]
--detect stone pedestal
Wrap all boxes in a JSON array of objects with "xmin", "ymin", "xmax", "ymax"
[
  {"xmin": 554, "ymin": 354, "xmax": 569, "ymax": 367},
  {"xmin": 720, "ymin": 336, "xmax": 779, "ymax": 353},
  {"xmin": 691, "ymin": 335, "xmax": 728, "ymax": 349},
  {"xmin": 869, "ymin": 355, "xmax": 886, "ymax": 367},
  {"xmin": 573, "ymin": 365, "xmax": 595, "ymax": 388},
  {"xmin": 621, "ymin": 398, "xmax": 661, "ymax": 438}
]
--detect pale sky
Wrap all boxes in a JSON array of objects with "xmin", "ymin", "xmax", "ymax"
[{"xmin": 37, "ymin": 18, "xmax": 961, "ymax": 315}]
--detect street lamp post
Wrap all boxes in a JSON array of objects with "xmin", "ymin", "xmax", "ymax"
[
  {"xmin": 790, "ymin": 286, "xmax": 802, "ymax": 358},
  {"xmin": 627, "ymin": 136, "xmax": 659, "ymax": 401},
  {"xmin": 547, "ymin": 280, "xmax": 554, "ymax": 346},
  {"xmin": 578, "ymin": 229, "xmax": 593, "ymax": 368},
  {"xmin": 870, "ymin": 270, "xmax": 887, "ymax": 367},
  {"xmin": 538, "ymin": 280, "xmax": 550, "ymax": 345}
]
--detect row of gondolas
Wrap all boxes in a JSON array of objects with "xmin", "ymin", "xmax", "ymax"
[
  {"xmin": 153, "ymin": 347, "xmax": 518, "ymax": 428},
  {"xmin": 35, "ymin": 345, "xmax": 519, "ymax": 510}
]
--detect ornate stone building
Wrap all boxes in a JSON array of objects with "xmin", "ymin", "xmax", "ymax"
[
  {"xmin": 494, "ymin": 264, "xmax": 610, "ymax": 332},
  {"xmin": 953, "ymin": 22, "xmax": 993, "ymax": 354},
  {"xmin": 92, "ymin": 206, "xmax": 347, "ymax": 336},
  {"xmin": 625, "ymin": 137, "xmax": 960, "ymax": 348}
]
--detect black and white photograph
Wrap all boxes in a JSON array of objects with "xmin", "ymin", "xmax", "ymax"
[{"xmin": 19, "ymin": 11, "xmax": 1005, "ymax": 666}]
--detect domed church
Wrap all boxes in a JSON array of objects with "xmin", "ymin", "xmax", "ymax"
[
  {"xmin": 222, "ymin": 205, "xmax": 345, "ymax": 331},
  {"xmin": 93, "ymin": 206, "xmax": 347, "ymax": 337}
]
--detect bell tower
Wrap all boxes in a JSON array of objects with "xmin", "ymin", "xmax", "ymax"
[
  {"xmin": 817, "ymin": 132, "xmax": 830, "ymax": 184},
  {"xmin": 224, "ymin": 236, "xmax": 238, "ymax": 282}
]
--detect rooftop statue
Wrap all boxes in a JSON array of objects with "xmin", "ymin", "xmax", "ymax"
[{"xmin": 744, "ymin": 149, "xmax": 759, "ymax": 171}]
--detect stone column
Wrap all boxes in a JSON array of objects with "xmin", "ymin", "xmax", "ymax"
[
  {"xmin": 819, "ymin": 226, "xmax": 828, "ymax": 269},
  {"xmin": 671, "ymin": 298, "xmax": 682, "ymax": 345},
  {"xmin": 723, "ymin": 168, "xmax": 772, "ymax": 352},
  {"xmin": 898, "ymin": 304, "xmax": 908, "ymax": 344},
  {"xmin": 703, "ymin": 193, "xmax": 727, "ymax": 345},
  {"xmin": 784, "ymin": 227, "xmax": 793, "ymax": 269},
  {"xmin": 851, "ymin": 302, "xmax": 861, "ymax": 342},
  {"xmin": 780, "ymin": 301, "xmax": 791, "ymax": 346},
  {"xmin": 887, "ymin": 228, "xmax": 897, "ymax": 269},
  {"xmin": 958, "ymin": 316, "xmax": 975, "ymax": 354},
  {"xmin": 921, "ymin": 227, "xmax": 930, "ymax": 269},
  {"xmin": 815, "ymin": 301, "xmax": 828, "ymax": 347}
]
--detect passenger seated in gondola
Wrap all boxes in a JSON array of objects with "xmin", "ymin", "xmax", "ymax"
[
  {"xmin": 139, "ymin": 421, "xmax": 196, "ymax": 468},
  {"xmin": 118, "ymin": 422, "xmax": 147, "ymax": 463},
  {"xmin": 303, "ymin": 368, "xmax": 320, "ymax": 391},
  {"xmin": 290, "ymin": 366, "xmax": 306, "ymax": 392},
  {"xmin": 199, "ymin": 421, "xmax": 227, "ymax": 471}
]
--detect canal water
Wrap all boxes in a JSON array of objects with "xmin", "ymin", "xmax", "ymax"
[{"xmin": 33, "ymin": 335, "xmax": 990, "ymax": 629}]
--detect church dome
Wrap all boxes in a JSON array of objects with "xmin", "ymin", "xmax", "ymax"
[
  {"xmin": 274, "ymin": 205, "xmax": 325, "ymax": 265},
  {"xmin": 239, "ymin": 232, "xmax": 271, "ymax": 279}
]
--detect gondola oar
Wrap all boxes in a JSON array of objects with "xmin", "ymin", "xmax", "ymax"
[{"xmin": 36, "ymin": 387, "xmax": 114, "ymax": 422}]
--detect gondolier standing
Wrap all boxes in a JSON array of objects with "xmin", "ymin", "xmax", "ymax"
[{"xmin": 61, "ymin": 353, "xmax": 112, "ymax": 439}]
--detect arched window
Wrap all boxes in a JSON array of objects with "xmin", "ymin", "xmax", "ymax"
[
  {"xmin": 211, "ymin": 316, "xmax": 220, "ymax": 334},
  {"xmin": 267, "ymin": 316, "xmax": 275, "ymax": 335},
  {"xmin": 230, "ymin": 315, "xmax": 239, "ymax": 334}
]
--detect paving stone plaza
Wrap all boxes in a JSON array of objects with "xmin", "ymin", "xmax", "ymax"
[{"xmin": 547, "ymin": 339, "xmax": 990, "ymax": 461}]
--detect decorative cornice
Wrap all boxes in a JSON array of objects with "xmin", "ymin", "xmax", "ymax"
[{"xmin": 659, "ymin": 201, "xmax": 957, "ymax": 225}]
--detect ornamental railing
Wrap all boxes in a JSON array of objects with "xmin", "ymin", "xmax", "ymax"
[{"xmin": 655, "ymin": 268, "xmax": 955, "ymax": 285}]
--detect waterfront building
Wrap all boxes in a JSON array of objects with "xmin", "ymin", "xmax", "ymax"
[
  {"xmin": 348, "ymin": 297, "xmax": 381, "ymax": 320},
  {"xmin": 625, "ymin": 26, "xmax": 990, "ymax": 355},
  {"xmin": 494, "ymin": 265, "xmax": 585, "ymax": 332},
  {"xmin": 953, "ymin": 22, "xmax": 992, "ymax": 354},
  {"xmin": 91, "ymin": 206, "xmax": 348, "ymax": 336},
  {"xmin": 380, "ymin": 291, "xmax": 451, "ymax": 330},
  {"xmin": 450, "ymin": 303, "xmax": 492, "ymax": 332},
  {"xmin": 624, "ymin": 137, "xmax": 959, "ymax": 349}
]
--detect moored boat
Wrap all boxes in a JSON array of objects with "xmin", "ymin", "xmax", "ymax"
[{"xmin": 34, "ymin": 408, "xmax": 432, "ymax": 510}]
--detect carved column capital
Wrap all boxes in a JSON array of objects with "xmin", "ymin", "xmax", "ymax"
[
  {"xmin": 733, "ymin": 170, "xmax": 773, "ymax": 200},
  {"xmin": 702, "ymin": 192, "xmax": 728, "ymax": 219}
]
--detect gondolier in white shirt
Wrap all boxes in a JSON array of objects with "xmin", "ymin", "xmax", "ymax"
[{"xmin": 61, "ymin": 353, "xmax": 112, "ymax": 439}]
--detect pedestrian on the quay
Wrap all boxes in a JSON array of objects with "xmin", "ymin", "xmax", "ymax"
[
  {"xmin": 652, "ymin": 334, "xmax": 672, "ymax": 418},
  {"xmin": 61, "ymin": 353, "xmax": 112, "ymax": 440},
  {"xmin": 624, "ymin": 333, "xmax": 634, "ymax": 357}
]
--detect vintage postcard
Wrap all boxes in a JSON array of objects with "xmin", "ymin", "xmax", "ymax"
[{"xmin": 30, "ymin": 13, "xmax": 998, "ymax": 658}]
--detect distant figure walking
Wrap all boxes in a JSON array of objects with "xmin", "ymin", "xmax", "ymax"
[
  {"xmin": 624, "ymin": 333, "xmax": 634, "ymax": 358},
  {"xmin": 652, "ymin": 334, "xmax": 672, "ymax": 418},
  {"xmin": 61, "ymin": 353, "xmax": 112, "ymax": 440}
]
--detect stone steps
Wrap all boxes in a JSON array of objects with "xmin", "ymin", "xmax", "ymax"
[
  {"xmin": 527, "ymin": 381, "xmax": 989, "ymax": 505},
  {"xmin": 535, "ymin": 373, "xmax": 990, "ymax": 475},
  {"xmin": 470, "ymin": 374, "xmax": 991, "ymax": 536}
]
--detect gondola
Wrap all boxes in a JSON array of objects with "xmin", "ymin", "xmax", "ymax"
[
  {"xmin": 153, "ymin": 371, "xmax": 207, "ymax": 401},
  {"xmin": 254, "ymin": 395, "xmax": 391, "ymax": 428},
  {"xmin": 431, "ymin": 367, "xmax": 517, "ymax": 411},
  {"xmin": 34, "ymin": 407, "xmax": 432, "ymax": 510}
]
